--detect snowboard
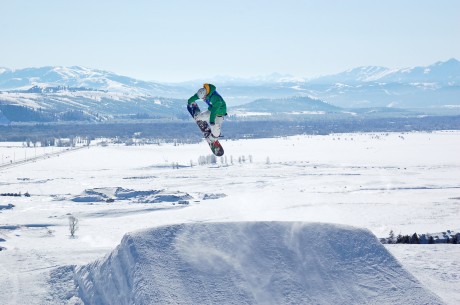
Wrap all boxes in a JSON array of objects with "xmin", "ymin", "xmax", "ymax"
[{"xmin": 187, "ymin": 104, "xmax": 224, "ymax": 156}]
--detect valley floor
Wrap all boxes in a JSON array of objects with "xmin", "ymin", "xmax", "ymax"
[{"xmin": 0, "ymin": 131, "xmax": 459, "ymax": 304}]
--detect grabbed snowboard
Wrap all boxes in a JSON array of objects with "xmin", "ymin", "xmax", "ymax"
[{"xmin": 187, "ymin": 104, "xmax": 224, "ymax": 156}]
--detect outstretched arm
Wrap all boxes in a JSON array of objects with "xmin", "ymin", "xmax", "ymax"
[{"xmin": 188, "ymin": 94, "xmax": 199, "ymax": 105}]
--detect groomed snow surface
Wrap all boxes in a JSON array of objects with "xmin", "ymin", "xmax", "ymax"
[{"xmin": 1, "ymin": 131, "xmax": 459, "ymax": 304}]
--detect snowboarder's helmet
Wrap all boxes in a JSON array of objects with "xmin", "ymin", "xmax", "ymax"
[{"xmin": 197, "ymin": 88, "xmax": 207, "ymax": 99}]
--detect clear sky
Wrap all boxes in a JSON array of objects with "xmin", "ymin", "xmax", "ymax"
[{"xmin": 1, "ymin": 0, "xmax": 459, "ymax": 82}]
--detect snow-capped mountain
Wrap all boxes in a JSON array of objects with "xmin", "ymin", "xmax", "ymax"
[
  {"xmin": 310, "ymin": 58, "xmax": 460, "ymax": 85},
  {"xmin": 183, "ymin": 59, "xmax": 460, "ymax": 108},
  {"xmin": 195, "ymin": 58, "xmax": 460, "ymax": 88},
  {"xmin": 291, "ymin": 58, "xmax": 460, "ymax": 108},
  {"xmin": 0, "ymin": 59, "xmax": 459, "ymax": 123},
  {"xmin": 232, "ymin": 96, "xmax": 340, "ymax": 114},
  {"xmin": 0, "ymin": 66, "xmax": 191, "ymax": 122},
  {"xmin": 0, "ymin": 91, "xmax": 187, "ymax": 123},
  {"xmin": 366, "ymin": 58, "xmax": 460, "ymax": 84},
  {"xmin": 187, "ymin": 72, "xmax": 306, "ymax": 85},
  {"xmin": 0, "ymin": 66, "xmax": 188, "ymax": 97},
  {"xmin": 308, "ymin": 66, "xmax": 389, "ymax": 84}
]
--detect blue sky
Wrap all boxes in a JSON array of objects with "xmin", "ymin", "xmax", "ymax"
[{"xmin": 1, "ymin": 0, "xmax": 459, "ymax": 82}]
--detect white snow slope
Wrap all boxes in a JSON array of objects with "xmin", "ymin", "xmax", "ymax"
[
  {"xmin": 1, "ymin": 132, "xmax": 459, "ymax": 304},
  {"xmin": 59, "ymin": 222, "xmax": 441, "ymax": 305}
]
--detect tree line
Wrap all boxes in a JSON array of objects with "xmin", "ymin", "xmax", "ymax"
[
  {"xmin": 381, "ymin": 230, "xmax": 459, "ymax": 244},
  {"xmin": 2, "ymin": 115, "xmax": 460, "ymax": 142}
]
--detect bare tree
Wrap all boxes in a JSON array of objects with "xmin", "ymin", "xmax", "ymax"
[
  {"xmin": 69, "ymin": 215, "xmax": 79, "ymax": 238},
  {"xmin": 388, "ymin": 230, "xmax": 395, "ymax": 244}
]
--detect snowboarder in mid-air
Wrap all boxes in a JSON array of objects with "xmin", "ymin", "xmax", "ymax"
[
  {"xmin": 187, "ymin": 83, "xmax": 227, "ymax": 156},
  {"xmin": 188, "ymin": 83, "xmax": 227, "ymax": 141}
]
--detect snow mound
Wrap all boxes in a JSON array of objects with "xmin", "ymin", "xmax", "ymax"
[
  {"xmin": 71, "ymin": 187, "xmax": 191, "ymax": 204},
  {"xmin": 71, "ymin": 222, "xmax": 441, "ymax": 304},
  {"xmin": 202, "ymin": 192, "xmax": 227, "ymax": 200},
  {"xmin": 0, "ymin": 203, "xmax": 15, "ymax": 210}
]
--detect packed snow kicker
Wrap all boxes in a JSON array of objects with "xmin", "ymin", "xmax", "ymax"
[{"xmin": 59, "ymin": 222, "xmax": 441, "ymax": 305}]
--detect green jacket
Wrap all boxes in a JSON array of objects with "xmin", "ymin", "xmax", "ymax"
[{"xmin": 188, "ymin": 83, "xmax": 227, "ymax": 124}]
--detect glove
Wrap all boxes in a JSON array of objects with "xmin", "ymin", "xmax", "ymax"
[
  {"xmin": 191, "ymin": 102, "xmax": 197, "ymax": 107},
  {"xmin": 210, "ymin": 122, "xmax": 215, "ymax": 126}
]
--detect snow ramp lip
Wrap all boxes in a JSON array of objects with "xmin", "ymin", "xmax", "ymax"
[{"xmin": 67, "ymin": 222, "xmax": 442, "ymax": 305}]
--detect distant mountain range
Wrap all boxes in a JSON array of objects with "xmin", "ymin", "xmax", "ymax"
[
  {"xmin": 0, "ymin": 66, "xmax": 190, "ymax": 96},
  {"xmin": 309, "ymin": 58, "xmax": 460, "ymax": 84},
  {"xmin": 0, "ymin": 59, "xmax": 459, "ymax": 123}
]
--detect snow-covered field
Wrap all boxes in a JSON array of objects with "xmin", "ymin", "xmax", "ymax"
[
  {"xmin": 0, "ymin": 142, "xmax": 72, "ymax": 169},
  {"xmin": 0, "ymin": 131, "xmax": 459, "ymax": 304}
]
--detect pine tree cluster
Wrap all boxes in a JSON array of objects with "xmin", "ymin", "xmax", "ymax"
[{"xmin": 382, "ymin": 230, "xmax": 459, "ymax": 244}]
